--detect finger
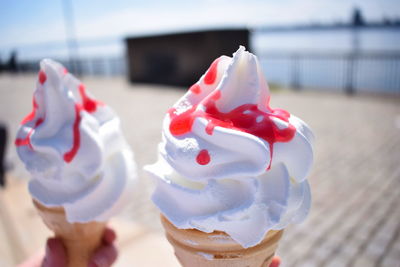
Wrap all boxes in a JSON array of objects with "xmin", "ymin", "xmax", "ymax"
[
  {"xmin": 102, "ymin": 227, "xmax": 117, "ymax": 245},
  {"xmin": 88, "ymin": 244, "xmax": 118, "ymax": 267},
  {"xmin": 269, "ymin": 256, "xmax": 281, "ymax": 267},
  {"xmin": 42, "ymin": 238, "xmax": 67, "ymax": 267}
]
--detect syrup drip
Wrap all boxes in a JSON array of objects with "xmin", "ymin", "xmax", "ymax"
[
  {"xmin": 20, "ymin": 98, "xmax": 39, "ymax": 124},
  {"xmin": 189, "ymin": 84, "xmax": 201, "ymax": 94},
  {"xmin": 15, "ymin": 118, "xmax": 44, "ymax": 148},
  {"xmin": 38, "ymin": 70, "xmax": 47, "ymax": 84},
  {"xmin": 15, "ymin": 72, "xmax": 46, "ymax": 147},
  {"xmin": 196, "ymin": 149, "xmax": 211, "ymax": 165},
  {"xmin": 78, "ymin": 84, "xmax": 102, "ymax": 113},
  {"xmin": 203, "ymin": 58, "xmax": 220, "ymax": 85},
  {"xmin": 168, "ymin": 60, "xmax": 296, "ymax": 169},
  {"xmin": 62, "ymin": 84, "xmax": 102, "ymax": 162},
  {"xmin": 63, "ymin": 104, "xmax": 82, "ymax": 162},
  {"xmin": 15, "ymin": 70, "xmax": 103, "ymax": 164}
]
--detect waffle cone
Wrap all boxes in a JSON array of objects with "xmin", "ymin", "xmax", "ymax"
[
  {"xmin": 161, "ymin": 215, "xmax": 283, "ymax": 267},
  {"xmin": 33, "ymin": 200, "xmax": 106, "ymax": 267}
]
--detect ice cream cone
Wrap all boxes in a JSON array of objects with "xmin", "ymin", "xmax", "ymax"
[
  {"xmin": 33, "ymin": 200, "xmax": 106, "ymax": 267},
  {"xmin": 161, "ymin": 215, "xmax": 284, "ymax": 267}
]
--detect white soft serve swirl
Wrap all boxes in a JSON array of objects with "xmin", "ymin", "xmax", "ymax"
[
  {"xmin": 16, "ymin": 59, "xmax": 137, "ymax": 223},
  {"xmin": 145, "ymin": 46, "xmax": 314, "ymax": 248}
]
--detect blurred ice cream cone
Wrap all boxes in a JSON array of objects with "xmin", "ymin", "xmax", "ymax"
[{"xmin": 33, "ymin": 200, "xmax": 106, "ymax": 267}]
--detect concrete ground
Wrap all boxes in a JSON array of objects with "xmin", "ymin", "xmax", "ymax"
[{"xmin": 0, "ymin": 74, "xmax": 399, "ymax": 267}]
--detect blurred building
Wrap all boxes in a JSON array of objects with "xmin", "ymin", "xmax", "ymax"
[{"xmin": 125, "ymin": 29, "xmax": 249, "ymax": 86}]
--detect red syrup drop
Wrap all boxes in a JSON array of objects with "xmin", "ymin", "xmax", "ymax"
[
  {"xmin": 189, "ymin": 84, "xmax": 201, "ymax": 94},
  {"xmin": 168, "ymin": 60, "xmax": 296, "ymax": 168},
  {"xmin": 196, "ymin": 149, "xmax": 211, "ymax": 165},
  {"xmin": 78, "ymin": 84, "xmax": 102, "ymax": 113},
  {"xmin": 203, "ymin": 58, "xmax": 220, "ymax": 85},
  {"xmin": 38, "ymin": 71, "xmax": 47, "ymax": 84}
]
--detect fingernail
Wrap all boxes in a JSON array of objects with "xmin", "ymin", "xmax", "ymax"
[{"xmin": 270, "ymin": 256, "xmax": 281, "ymax": 267}]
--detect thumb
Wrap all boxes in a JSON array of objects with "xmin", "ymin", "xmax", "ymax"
[{"xmin": 88, "ymin": 244, "xmax": 118, "ymax": 267}]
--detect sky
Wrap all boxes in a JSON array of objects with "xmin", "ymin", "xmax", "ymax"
[{"xmin": 0, "ymin": 0, "xmax": 399, "ymax": 59}]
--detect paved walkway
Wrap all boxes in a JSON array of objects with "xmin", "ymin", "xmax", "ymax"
[{"xmin": 0, "ymin": 74, "xmax": 399, "ymax": 266}]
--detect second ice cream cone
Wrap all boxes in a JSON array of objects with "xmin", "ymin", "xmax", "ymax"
[
  {"xmin": 161, "ymin": 215, "xmax": 283, "ymax": 267},
  {"xmin": 33, "ymin": 200, "xmax": 106, "ymax": 267}
]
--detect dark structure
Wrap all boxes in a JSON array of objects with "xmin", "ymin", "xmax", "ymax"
[
  {"xmin": 0, "ymin": 51, "xmax": 19, "ymax": 73},
  {"xmin": 7, "ymin": 51, "xmax": 18, "ymax": 72},
  {"xmin": 0, "ymin": 124, "xmax": 7, "ymax": 187},
  {"xmin": 352, "ymin": 7, "xmax": 365, "ymax": 27},
  {"xmin": 125, "ymin": 29, "xmax": 250, "ymax": 86}
]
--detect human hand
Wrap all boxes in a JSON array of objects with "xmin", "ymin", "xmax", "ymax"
[
  {"xmin": 18, "ymin": 227, "xmax": 118, "ymax": 267},
  {"xmin": 19, "ymin": 228, "xmax": 278, "ymax": 267}
]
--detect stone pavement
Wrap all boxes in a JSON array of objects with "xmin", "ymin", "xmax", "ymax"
[{"xmin": 0, "ymin": 74, "xmax": 399, "ymax": 266}]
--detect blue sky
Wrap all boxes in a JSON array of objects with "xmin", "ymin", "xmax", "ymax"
[{"xmin": 0, "ymin": 0, "xmax": 399, "ymax": 59}]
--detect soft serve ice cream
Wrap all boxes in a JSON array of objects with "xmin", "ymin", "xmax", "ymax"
[
  {"xmin": 15, "ymin": 59, "xmax": 136, "ymax": 223},
  {"xmin": 145, "ymin": 46, "xmax": 314, "ymax": 248}
]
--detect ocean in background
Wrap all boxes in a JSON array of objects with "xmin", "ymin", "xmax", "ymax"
[
  {"xmin": 253, "ymin": 27, "xmax": 400, "ymax": 93},
  {"xmin": 3, "ymin": 27, "xmax": 400, "ymax": 93}
]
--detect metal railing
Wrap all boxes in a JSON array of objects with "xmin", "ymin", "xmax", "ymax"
[
  {"xmin": 17, "ymin": 56, "xmax": 127, "ymax": 77},
  {"xmin": 258, "ymin": 51, "xmax": 400, "ymax": 94},
  {"xmin": 13, "ymin": 51, "xmax": 400, "ymax": 94}
]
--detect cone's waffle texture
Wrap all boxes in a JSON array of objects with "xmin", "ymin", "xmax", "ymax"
[
  {"xmin": 33, "ymin": 200, "xmax": 106, "ymax": 267},
  {"xmin": 161, "ymin": 215, "xmax": 284, "ymax": 267}
]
